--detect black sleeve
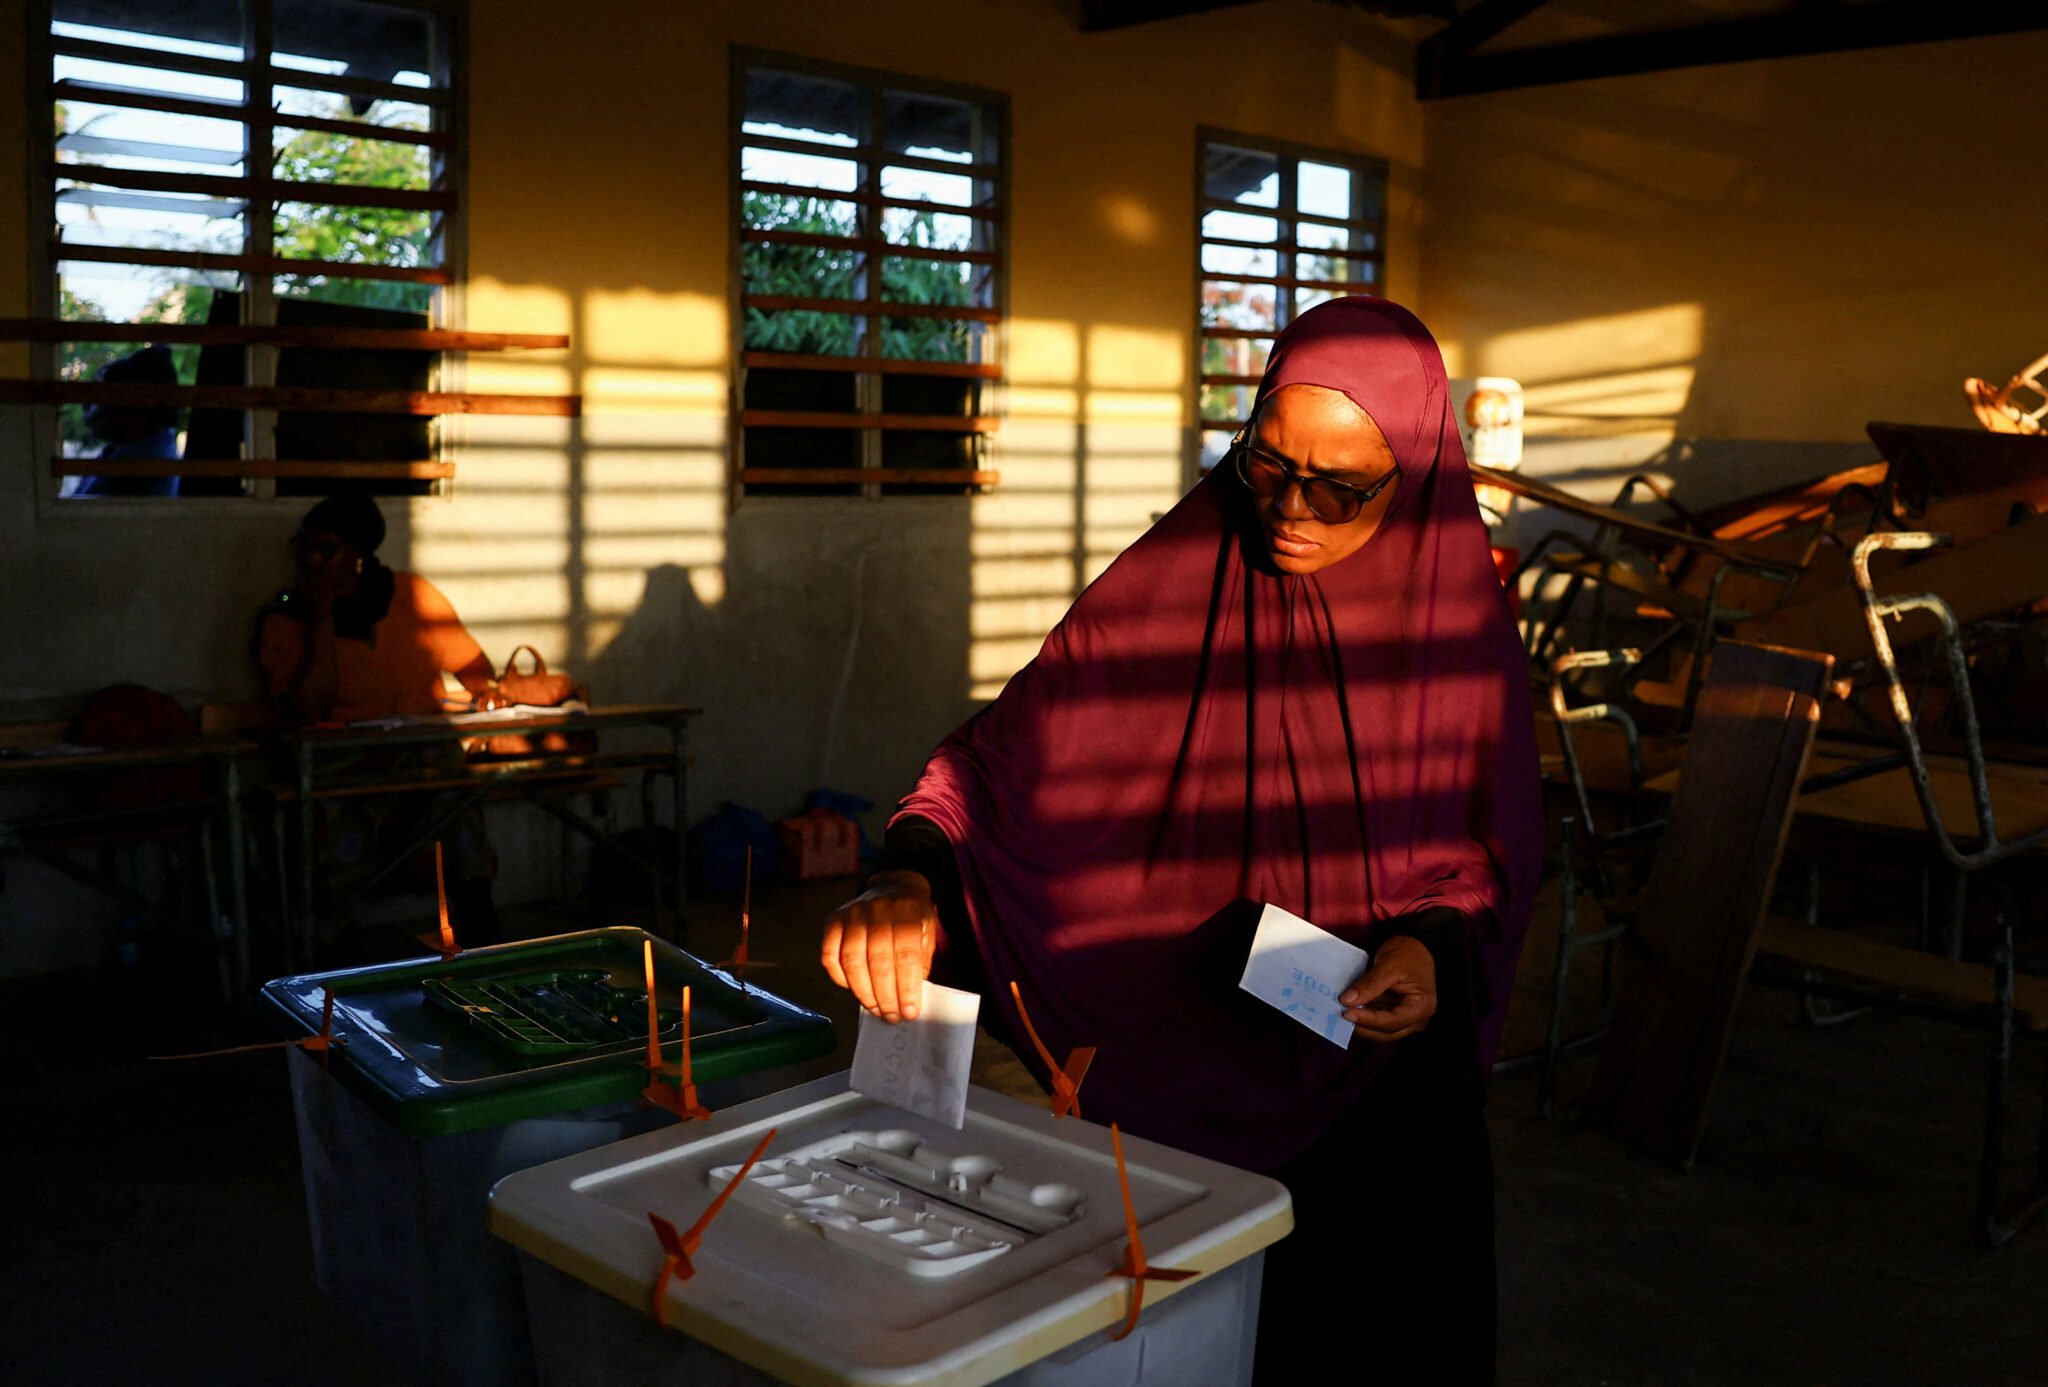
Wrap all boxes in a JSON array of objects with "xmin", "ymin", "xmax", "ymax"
[
  {"xmin": 1367, "ymin": 904, "xmax": 1466, "ymax": 980},
  {"xmin": 874, "ymin": 813, "xmax": 990, "ymax": 997}
]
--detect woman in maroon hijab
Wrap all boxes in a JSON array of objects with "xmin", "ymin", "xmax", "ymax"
[{"xmin": 824, "ymin": 296, "xmax": 1541, "ymax": 1382}]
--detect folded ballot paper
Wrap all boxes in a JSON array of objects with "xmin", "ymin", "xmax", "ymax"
[
  {"xmin": 850, "ymin": 980, "xmax": 981, "ymax": 1129},
  {"xmin": 1238, "ymin": 902, "xmax": 1370, "ymax": 1050}
]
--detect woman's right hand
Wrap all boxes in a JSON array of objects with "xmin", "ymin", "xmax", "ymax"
[{"xmin": 822, "ymin": 870, "xmax": 937, "ymax": 1023}]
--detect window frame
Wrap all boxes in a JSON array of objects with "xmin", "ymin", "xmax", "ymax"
[
  {"xmin": 25, "ymin": 0, "xmax": 469, "ymax": 515},
  {"xmin": 728, "ymin": 47, "xmax": 1009, "ymax": 506},
  {"xmin": 1191, "ymin": 127, "xmax": 1388, "ymax": 485}
]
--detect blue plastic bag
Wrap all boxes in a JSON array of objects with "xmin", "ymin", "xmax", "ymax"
[{"xmin": 686, "ymin": 802, "xmax": 783, "ymax": 892}]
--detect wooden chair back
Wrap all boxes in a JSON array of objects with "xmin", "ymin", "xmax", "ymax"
[{"xmin": 1588, "ymin": 640, "xmax": 1834, "ymax": 1168}]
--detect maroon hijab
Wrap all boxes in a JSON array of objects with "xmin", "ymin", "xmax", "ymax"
[{"xmin": 897, "ymin": 296, "xmax": 1542, "ymax": 1170}]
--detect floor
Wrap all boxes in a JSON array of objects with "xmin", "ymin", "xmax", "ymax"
[{"xmin": 4, "ymin": 876, "xmax": 2045, "ymax": 1386}]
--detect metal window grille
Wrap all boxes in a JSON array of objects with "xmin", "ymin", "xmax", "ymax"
[
  {"xmin": 35, "ymin": 0, "xmax": 464, "ymax": 501},
  {"xmin": 1194, "ymin": 129, "xmax": 1387, "ymax": 476},
  {"xmin": 733, "ymin": 53, "xmax": 1006, "ymax": 500}
]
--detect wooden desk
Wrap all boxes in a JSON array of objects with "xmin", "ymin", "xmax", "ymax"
[
  {"xmin": 1646, "ymin": 745, "xmax": 2048, "ymax": 845},
  {"xmin": 273, "ymin": 704, "xmax": 700, "ymax": 964},
  {"xmin": 0, "ymin": 734, "xmax": 255, "ymax": 1001}
]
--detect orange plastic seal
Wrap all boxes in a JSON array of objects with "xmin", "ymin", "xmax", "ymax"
[
  {"xmin": 1104, "ymin": 1122, "xmax": 1195, "ymax": 1342},
  {"xmin": 1007, "ymin": 980, "xmax": 1095, "ymax": 1119},
  {"xmin": 645, "ymin": 1125, "xmax": 778, "ymax": 1326},
  {"xmin": 415, "ymin": 842, "xmax": 459, "ymax": 957},
  {"xmin": 717, "ymin": 847, "xmax": 778, "ymax": 984},
  {"xmin": 642, "ymin": 984, "xmax": 711, "ymax": 1121},
  {"xmin": 150, "ymin": 987, "xmax": 337, "ymax": 1071}
]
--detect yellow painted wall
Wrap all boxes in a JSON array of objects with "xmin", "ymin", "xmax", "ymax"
[
  {"xmin": 1420, "ymin": 30, "xmax": 2048, "ymax": 508},
  {"xmin": 0, "ymin": 0, "xmax": 1423, "ymax": 967}
]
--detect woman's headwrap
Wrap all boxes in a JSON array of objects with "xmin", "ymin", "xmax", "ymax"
[
  {"xmin": 299, "ymin": 492, "xmax": 387, "ymax": 556},
  {"xmin": 896, "ymin": 296, "xmax": 1542, "ymax": 1169},
  {"xmin": 289, "ymin": 493, "xmax": 395, "ymax": 638}
]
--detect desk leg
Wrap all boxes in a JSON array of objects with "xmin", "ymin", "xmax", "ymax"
[
  {"xmin": 225, "ymin": 755, "xmax": 250, "ymax": 1006},
  {"xmin": 296, "ymin": 743, "xmax": 317, "ymax": 970}
]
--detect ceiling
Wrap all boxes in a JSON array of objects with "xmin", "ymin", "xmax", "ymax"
[{"xmin": 1079, "ymin": 0, "xmax": 2048, "ymax": 99}]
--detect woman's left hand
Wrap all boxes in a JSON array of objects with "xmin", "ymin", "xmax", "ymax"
[{"xmin": 1339, "ymin": 935, "xmax": 1437, "ymax": 1042}]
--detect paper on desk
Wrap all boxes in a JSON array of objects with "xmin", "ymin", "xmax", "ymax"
[
  {"xmin": 1237, "ymin": 903, "xmax": 1370, "ymax": 1050},
  {"xmin": 445, "ymin": 700, "xmax": 590, "ymax": 725},
  {"xmin": 850, "ymin": 980, "xmax": 980, "ymax": 1129}
]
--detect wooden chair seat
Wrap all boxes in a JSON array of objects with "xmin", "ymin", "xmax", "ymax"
[{"xmin": 1756, "ymin": 917, "xmax": 2048, "ymax": 1034}]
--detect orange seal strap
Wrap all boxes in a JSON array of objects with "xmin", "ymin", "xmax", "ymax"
[
  {"xmin": 150, "ymin": 988, "xmax": 339, "ymax": 1068},
  {"xmin": 416, "ymin": 842, "xmax": 459, "ymax": 957},
  {"xmin": 717, "ymin": 847, "xmax": 777, "ymax": 980},
  {"xmin": 642, "ymin": 940, "xmax": 662, "ymax": 1073},
  {"xmin": 643, "ymin": 984, "xmax": 711, "ymax": 1120},
  {"xmin": 1007, "ymin": 980, "xmax": 1095, "ymax": 1119},
  {"xmin": 646, "ymin": 1213, "xmax": 689, "ymax": 1329},
  {"xmin": 644, "ymin": 1126, "xmax": 779, "ymax": 1327},
  {"xmin": 1104, "ymin": 1122, "xmax": 1196, "ymax": 1342}
]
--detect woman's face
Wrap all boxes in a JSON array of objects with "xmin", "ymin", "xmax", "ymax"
[
  {"xmin": 293, "ymin": 526, "xmax": 364, "ymax": 600},
  {"xmin": 1244, "ymin": 384, "xmax": 1400, "ymax": 576}
]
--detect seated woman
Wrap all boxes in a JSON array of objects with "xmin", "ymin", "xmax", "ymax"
[
  {"xmin": 258, "ymin": 493, "xmax": 503, "ymax": 948},
  {"xmin": 259, "ymin": 493, "xmax": 498, "ymax": 724}
]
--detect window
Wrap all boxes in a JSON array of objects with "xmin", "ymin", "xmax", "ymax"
[
  {"xmin": 31, "ymin": 0, "xmax": 462, "ymax": 501},
  {"xmin": 1195, "ymin": 131, "xmax": 1387, "ymax": 474},
  {"xmin": 734, "ymin": 55, "xmax": 1005, "ymax": 498}
]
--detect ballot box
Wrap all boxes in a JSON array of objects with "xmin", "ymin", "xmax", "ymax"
[
  {"xmin": 261, "ymin": 927, "xmax": 835, "ymax": 1387},
  {"xmin": 489, "ymin": 1071, "xmax": 1292, "ymax": 1387}
]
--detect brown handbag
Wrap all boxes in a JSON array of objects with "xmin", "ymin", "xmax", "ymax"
[{"xmin": 470, "ymin": 646, "xmax": 594, "ymax": 760}]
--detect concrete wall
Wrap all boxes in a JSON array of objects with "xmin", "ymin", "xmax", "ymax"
[
  {"xmin": 1419, "ymin": 29, "xmax": 2048, "ymax": 527},
  {"xmin": 0, "ymin": 0, "xmax": 1425, "ymax": 971}
]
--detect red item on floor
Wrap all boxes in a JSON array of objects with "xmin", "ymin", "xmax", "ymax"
[{"xmin": 777, "ymin": 807, "xmax": 861, "ymax": 881}]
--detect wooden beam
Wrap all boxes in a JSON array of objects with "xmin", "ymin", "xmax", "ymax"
[
  {"xmin": 1079, "ymin": 1, "xmax": 1252, "ymax": 31},
  {"xmin": 744, "ymin": 228, "xmax": 1000, "ymax": 266},
  {"xmin": 54, "ymin": 163, "xmax": 455, "ymax": 213},
  {"xmin": 1416, "ymin": 0, "xmax": 1557, "ymax": 98},
  {"xmin": 743, "ymin": 351, "xmax": 1000, "ymax": 379},
  {"xmin": 741, "ymin": 410, "xmax": 998, "ymax": 433},
  {"xmin": 741, "ymin": 179, "xmax": 1003, "ymax": 222},
  {"xmin": 1424, "ymin": 0, "xmax": 2048, "ymax": 100},
  {"xmin": 742, "ymin": 294, "xmax": 1001, "ymax": 324},
  {"xmin": 51, "ymin": 80, "xmax": 450, "ymax": 149},
  {"xmin": 0, "ymin": 319, "xmax": 565, "ymax": 351},
  {"xmin": 1199, "ymin": 273, "xmax": 1384, "ymax": 295},
  {"xmin": 53, "ymin": 458, "xmax": 454, "ymax": 480},
  {"xmin": 741, "ymin": 468, "xmax": 999, "ymax": 487},
  {"xmin": 0, "ymin": 380, "xmax": 579, "ymax": 417},
  {"xmin": 265, "ymin": 65, "xmax": 450, "ymax": 108},
  {"xmin": 54, "ymin": 242, "xmax": 453, "ymax": 287}
]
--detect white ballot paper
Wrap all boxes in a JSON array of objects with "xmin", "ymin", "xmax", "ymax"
[
  {"xmin": 850, "ymin": 980, "xmax": 981, "ymax": 1129},
  {"xmin": 1238, "ymin": 902, "xmax": 1371, "ymax": 1050}
]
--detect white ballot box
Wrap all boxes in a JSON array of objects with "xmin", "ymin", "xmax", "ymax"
[{"xmin": 489, "ymin": 1071, "xmax": 1292, "ymax": 1387}]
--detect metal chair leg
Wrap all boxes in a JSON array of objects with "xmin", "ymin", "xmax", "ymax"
[{"xmin": 1980, "ymin": 903, "xmax": 2014, "ymax": 1246}]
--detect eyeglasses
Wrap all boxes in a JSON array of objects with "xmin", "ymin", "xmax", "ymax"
[{"xmin": 1232, "ymin": 438, "xmax": 1397, "ymax": 525}]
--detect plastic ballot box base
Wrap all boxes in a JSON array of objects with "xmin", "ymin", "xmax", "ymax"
[
  {"xmin": 516, "ymin": 1246, "xmax": 1263, "ymax": 1387},
  {"xmin": 489, "ymin": 1072, "xmax": 1292, "ymax": 1387},
  {"xmin": 264, "ymin": 928, "xmax": 835, "ymax": 1387}
]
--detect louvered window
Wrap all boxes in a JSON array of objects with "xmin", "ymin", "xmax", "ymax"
[
  {"xmin": 736, "ymin": 56, "xmax": 1004, "ymax": 498},
  {"xmin": 29, "ymin": 0, "xmax": 472, "ymax": 501},
  {"xmin": 1196, "ymin": 130, "xmax": 1387, "ymax": 473}
]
